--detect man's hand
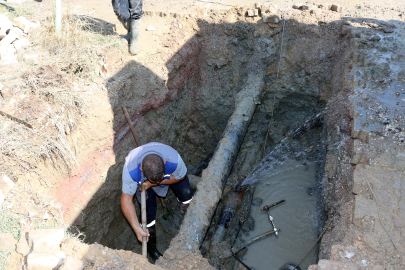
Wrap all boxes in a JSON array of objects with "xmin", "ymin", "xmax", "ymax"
[
  {"xmin": 121, "ymin": 192, "xmax": 150, "ymax": 243},
  {"xmin": 142, "ymin": 180, "xmax": 159, "ymax": 191},
  {"xmin": 134, "ymin": 226, "xmax": 150, "ymax": 242}
]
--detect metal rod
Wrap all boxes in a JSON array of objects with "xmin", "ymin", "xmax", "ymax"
[
  {"xmin": 122, "ymin": 107, "xmax": 141, "ymax": 147},
  {"xmin": 231, "ymin": 229, "xmax": 277, "ymax": 254},
  {"xmin": 267, "ymin": 212, "xmax": 279, "ymax": 236},
  {"xmin": 141, "ymin": 184, "xmax": 147, "ymax": 257},
  {"xmin": 261, "ymin": 199, "xmax": 285, "ymax": 212}
]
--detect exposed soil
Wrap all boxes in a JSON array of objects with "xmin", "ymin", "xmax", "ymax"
[{"xmin": 1, "ymin": 0, "xmax": 405, "ymax": 269}]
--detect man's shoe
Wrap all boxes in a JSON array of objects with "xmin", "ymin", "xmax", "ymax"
[
  {"xmin": 147, "ymin": 226, "xmax": 162, "ymax": 263},
  {"xmin": 129, "ymin": 19, "xmax": 141, "ymax": 55},
  {"xmin": 178, "ymin": 200, "xmax": 190, "ymax": 217}
]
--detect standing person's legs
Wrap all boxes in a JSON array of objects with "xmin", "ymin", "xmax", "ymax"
[
  {"xmin": 128, "ymin": 0, "xmax": 143, "ymax": 55},
  {"xmin": 112, "ymin": 0, "xmax": 131, "ymax": 30},
  {"xmin": 170, "ymin": 175, "xmax": 194, "ymax": 217},
  {"xmin": 136, "ymin": 187, "xmax": 162, "ymax": 262}
]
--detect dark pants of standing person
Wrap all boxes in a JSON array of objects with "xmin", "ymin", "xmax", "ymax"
[{"xmin": 112, "ymin": 0, "xmax": 143, "ymax": 23}]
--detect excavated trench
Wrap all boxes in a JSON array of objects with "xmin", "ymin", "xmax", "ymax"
[{"xmin": 69, "ymin": 16, "xmax": 355, "ymax": 269}]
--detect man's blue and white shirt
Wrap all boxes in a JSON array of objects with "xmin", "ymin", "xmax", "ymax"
[{"xmin": 122, "ymin": 142, "xmax": 187, "ymax": 197}]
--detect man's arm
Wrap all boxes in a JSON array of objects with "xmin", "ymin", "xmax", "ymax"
[
  {"xmin": 121, "ymin": 192, "xmax": 149, "ymax": 242},
  {"xmin": 160, "ymin": 174, "xmax": 186, "ymax": 185},
  {"xmin": 141, "ymin": 174, "xmax": 186, "ymax": 190}
]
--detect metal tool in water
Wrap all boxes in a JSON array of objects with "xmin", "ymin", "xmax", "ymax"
[{"xmin": 261, "ymin": 199, "xmax": 285, "ymax": 236}]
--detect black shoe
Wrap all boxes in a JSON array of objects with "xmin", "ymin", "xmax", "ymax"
[{"xmin": 147, "ymin": 226, "xmax": 162, "ymax": 263}]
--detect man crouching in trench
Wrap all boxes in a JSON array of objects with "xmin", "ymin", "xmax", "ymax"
[
  {"xmin": 112, "ymin": 0, "xmax": 143, "ymax": 55},
  {"xmin": 121, "ymin": 142, "xmax": 194, "ymax": 262}
]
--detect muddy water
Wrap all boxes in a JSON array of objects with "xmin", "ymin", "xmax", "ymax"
[{"xmin": 240, "ymin": 160, "xmax": 320, "ymax": 270}]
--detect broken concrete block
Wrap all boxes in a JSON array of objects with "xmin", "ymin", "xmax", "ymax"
[
  {"xmin": 331, "ymin": 4, "xmax": 343, "ymax": 12},
  {"xmin": 254, "ymin": 9, "xmax": 259, "ymax": 16},
  {"xmin": 0, "ymin": 233, "xmax": 17, "ymax": 251},
  {"xmin": 255, "ymin": 2, "xmax": 261, "ymax": 9},
  {"xmin": 247, "ymin": 9, "xmax": 255, "ymax": 17},
  {"xmin": 12, "ymin": 16, "xmax": 32, "ymax": 33},
  {"xmin": 263, "ymin": 15, "xmax": 280, "ymax": 24},
  {"xmin": 60, "ymin": 256, "xmax": 84, "ymax": 270},
  {"xmin": 28, "ymin": 229, "xmax": 65, "ymax": 253},
  {"xmin": 292, "ymin": 3, "xmax": 303, "ymax": 9},
  {"xmin": 27, "ymin": 251, "xmax": 66, "ymax": 270},
  {"xmin": 16, "ymin": 233, "xmax": 30, "ymax": 256},
  {"xmin": 13, "ymin": 38, "xmax": 30, "ymax": 51}
]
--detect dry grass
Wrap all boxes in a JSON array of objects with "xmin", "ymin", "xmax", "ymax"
[
  {"xmin": 29, "ymin": 10, "xmax": 125, "ymax": 78},
  {"xmin": 0, "ymin": 119, "xmax": 38, "ymax": 181},
  {"xmin": 0, "ymin": 2, "xmax": 123, "ymax": 268},
  {"xmin": 0, "ymin": 0, "xmax": 127, "ymax": 180},
  {"xmin": 1, "ymin": 8, "xmax": 117, "ymax": 181}
]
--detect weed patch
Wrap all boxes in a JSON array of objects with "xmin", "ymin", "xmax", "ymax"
[{"xmin": 0, "ymin": 210, "xmax": 20, "ymax": 270}]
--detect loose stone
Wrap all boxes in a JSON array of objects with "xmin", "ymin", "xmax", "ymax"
[
  {"xmin": 331, "ymin": 4, "xmax": 343, "ymax": 12},
  {"xmin": 263, "ymin": 15, "xmax": 280, "ymax": 23},
  {"xmin": 292, "ymin": 3, "xmax": 303, "ymax": 9},
  {"xmin": 382, "ymin": 26, "xmax": 394, "ymax": 33}
]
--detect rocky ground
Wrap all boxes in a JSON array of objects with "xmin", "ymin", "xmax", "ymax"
[
  {"xmin": 0, "ymin": 0, "xmax": 405, "ymax": 269},
  {"xmin": 315, "ymin": 16, "xmax": 405, "ymax": 270}
]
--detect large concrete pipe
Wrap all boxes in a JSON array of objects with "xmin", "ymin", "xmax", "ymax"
[{"xmin": 158, "ymin": 72, "xmax": 268, "ymax": 264}]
